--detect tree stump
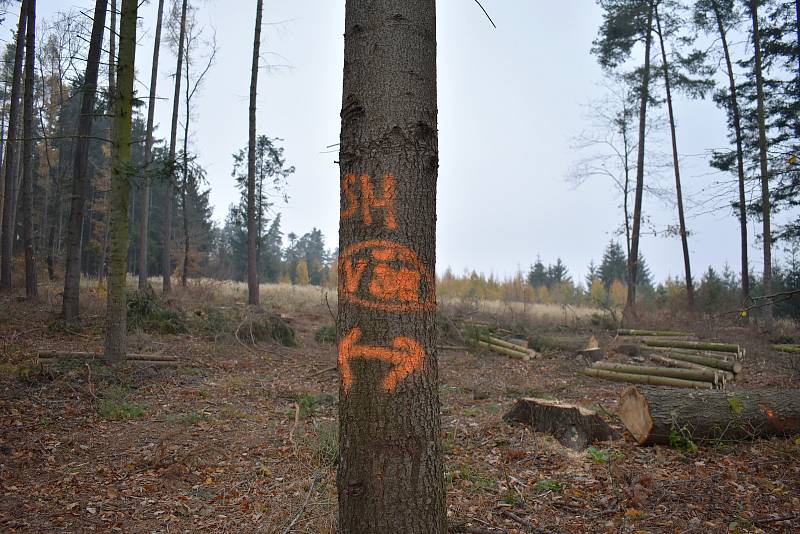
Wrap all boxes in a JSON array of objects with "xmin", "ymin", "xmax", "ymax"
[
  {"xmin": 618, "ymin": 386, "xmax": 800, "ymax": 445},
  {"xmin": 504, "ymin": 398, "xmax": 615, "ymax": 450}
]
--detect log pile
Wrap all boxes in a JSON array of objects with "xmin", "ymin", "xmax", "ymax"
[
  {"xmin": 475, "ymin": 335, "xmax": 539, "ymax": 361},
  {"xmin": 617, "ymin": 385, "xmax": 800, "ymax": 445},
  {"xmin": 583, "ymin": 332, "xmax": 744, "ymax": 390},
  {"xmin": 37, "ymin": 351, "xmax": 179, "ymax": 367}
]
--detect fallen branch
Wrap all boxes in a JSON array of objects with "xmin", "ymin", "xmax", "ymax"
[
  {"xmin": 282, "ymin": 474, "xmax": 319, "ymax": 534},
  {"xmin": 37, "ymin": 350, "xmax": 177, "ymax": 362}
]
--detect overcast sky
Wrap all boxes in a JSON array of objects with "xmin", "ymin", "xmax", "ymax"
[{"xmin": 24, "ymin": 1, "xmax": 794, "ymax": 284}]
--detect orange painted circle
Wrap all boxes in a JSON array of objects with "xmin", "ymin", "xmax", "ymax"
[{"xmin": 339, "ymin": 239, "xmax": 436, "ymax": 312}]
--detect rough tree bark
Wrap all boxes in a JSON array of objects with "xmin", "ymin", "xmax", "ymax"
[
  {"xmin": 0, "ymin": 2, "xmax": 27, "ymax": 291},
  {"xmin": 246, "ymin": 0, "xmax": 263, "ymax": 306},
  {"xmin": 104, "ymin": 0, "xmax": 137, "ymax": 363},
  {"xmin": 98, "ymin": 0, "xmax": 117, "ymax": 284},
  {"xmin": 626, "ymin": 1, "xmax": 654, "ymax": 317},
  {"xmin": 137, "ymin": 0, "xmax": 165, "ymax": 289},
  {"xmin": 618, "ymin": 386, "xmax": 800, "ymax": 445},
  {"xmin": 61, "ymin": 0, "xmax": 108, "ymax": 321},
  {"xmin": 162, "ymin": 0, "xmax": 188, "ymax": 294},
  {"xmin": 750, "ymin": 0, "xmax": 773, "ymax": 326},
  {"xmin": 654, "ymin": 5, "xmax": 694, "ymax": 309},
  {"xmin": 711, "ymin": 0, "xmax": 750, "ymax": 303},
  {"xmin": 337, "ymin": 1, "xmax": 446, "ymax": 532},
  {"xmin": 21, "ymin": 0, "xmax": 36, "ymax": 298}
]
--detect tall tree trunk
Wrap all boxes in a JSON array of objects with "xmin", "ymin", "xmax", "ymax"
[
  {"xmin": 711, "ymin": 0, "xmax": 750, "ymax": 303},
  {"xmin": 180, "ymin": 38, "xmax": 190, "ymax": 288},
  {"xmin": 626, "ymin": 1, "xmax": 654, "ymax": 317},
  {"xmin": 621, "ymin": 119, "xmax": 632, "ymax": 259},
  {"xmin": 751, "ymin": 0, "xmax": 773, "ymax": 326},
  {"xmin": 104, "ymin": 0, "xmax": 137, "ymax": 363},
  {"xmin": 138, "ymin": 0, "xmax": 164, "ymax": 289},
  {"xmin": 0, "ymin": 83, "xmax": 6, "ymax": 220},
  {"xmin": 98, "ymin": 0, "xmax": 117, "ymax": 284},
  {"xmin": 247, "ymin": 0, "xmax": 263, "ymax": 306},
  {"xmin": 61, "ymin": 0, "xmax": 108, "ymax": 321},
  {"xmin": 22, "ymin": 0, "xmax": 36, "ymax": 298},
  {"xmin": 337, "ymin": 1, "xmax": 445, "ymax": 532},
  {"xmin": 162, "ymin": 0, "xmax": 188, "ymax": 294},
  {"xmin": 0, "ymin": 3, "xmax": 27, "ymax": 291},
  {"xmin": 654, "ymin": 5, "xmax": 693, "ymax": 309}
]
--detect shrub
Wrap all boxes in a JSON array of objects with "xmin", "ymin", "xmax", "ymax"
[{"xmin": 127, "ymin": 286, "xmax": 186, "ymax": 334}]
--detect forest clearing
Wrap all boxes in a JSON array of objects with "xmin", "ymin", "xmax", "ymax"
[
  {"xmin": 1, "ymin": 0, "xmax": 799, "ymax": 532},
  {"xmin": 1, "ymin": 282, "xmax": 799, "ymax": 533}
]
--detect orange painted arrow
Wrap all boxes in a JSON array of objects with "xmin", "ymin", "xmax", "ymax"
[{"xmin": 339, "ymin": 327, "xmax": 424, "ymax": 393}]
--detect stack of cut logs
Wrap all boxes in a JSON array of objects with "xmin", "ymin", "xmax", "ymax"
[
  {"xmin": 476, "ymin": 334, "xmax": 538, "ymax": 361},
  {"xmin": 582, "ymin": 329, "xmax": 743, "ymax": 390}
]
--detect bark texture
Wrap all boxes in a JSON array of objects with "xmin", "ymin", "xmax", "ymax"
[
  {"xmin": 247, "ymin": 0, "xmax": 263, "ymax": 306},
  {"xmin": 162, "ymin": 0, "xmax": 188, "ymax": 294},
  {"xmin": 619, "ymin": 385, "xmax": 800, "ymax": 445},
  {"xmin": 21, "ymin": 0, "xmax": 36, "ymax": 298},
  {"xmin": 505, "ymin": 398, "xmax": 615, "ymax": 451},
  {"xmin": 626, "ymin": 1, "xmax": 654, "ymax": 315},
  {"xmin": 104, "ymin": 0, "xmax": 137, "ymax": 363},
  {"xmin": 138, "ymin": 0, "xmax": 165, "ymax": 289},
  {"xmin": 61, "ymin": 0, "xmax": 108, "ymax": 321},
  {"xmin": 337, "ymin": 1, "xmax": 445, "ymax": 532},
  {"xmin": 0, "ymin": 3, "xmax": 27, "ymax": 290}
]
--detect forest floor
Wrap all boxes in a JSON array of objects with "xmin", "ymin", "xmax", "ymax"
[{"xmin": 1, "ymin": 280, "xmax": 799, "ymax": 533}]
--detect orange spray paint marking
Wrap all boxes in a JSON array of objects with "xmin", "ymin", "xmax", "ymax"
[
  {"xmin": 338, "ymin": 240, "xmax": 435, "ymax": 312},
  {"xmin": 339, "ymin": 327, "xmax": 424, "ymax": 393},
  {"xmin": 340, "ymin": 173, "xmax": 397, "ymax": 229}
]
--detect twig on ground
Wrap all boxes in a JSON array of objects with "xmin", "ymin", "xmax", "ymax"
[
  {"xmin": 289, "ymin": 402, "xmax": 300, "ymax": 457},
  {"xmin": 282, "ymin": 473, "xmax": 320, "ymax": 534},
  {"xmin": 306, "ymin": 366, "xmax": 337, "ymax": 379}
]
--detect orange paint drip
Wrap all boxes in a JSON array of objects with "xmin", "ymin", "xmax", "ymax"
[
  {"xmin": 340, "ymin": 174, "xmax": 358, "ymax": 219},
  {"xmin": 339, "ymin": 327, "xmax": 424, "ymax": 393}
]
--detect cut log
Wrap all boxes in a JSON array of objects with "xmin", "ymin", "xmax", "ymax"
[
  {"xmin": 37, "ymin": 350, "xmax": 177, "ymax": 362},
  {"xmin": 617, "ymin": 329, "xmax": 693, "ymax": 337},
  {"xmin": 577, "ymin": 348, "xmax": 605, "ymax": 362},
  {"xmin": 618, "ymin": 385, "xmax": 800, "ymax": 445},
  {"xmin": 591, "ymin": 362, "xmax": 726, "ymax": 387},
  {"xmin": 481, "ymin": 336, "xmax": 529, "ymax": 354},
  {"xmin": 582, "ymin": 368, "xmax": 713, "ymax": 390},
  {"xmin": 477, "ymin": 340, "xmax": 532, "ymax": 361},
  {"xmin": 648, "ymin": 345, "xmax": 736, "ymax": 361},
  {"xmin": 504, "ymin": 397, "xmax": 615, "ymax": 450},
  {"xmin": 643, "ymin": 339, "xmax": 744, "ymax": 359},
  {"xmin": 649, "ymin": 355, "xmax": 735, "ymax": 382},
  {"xmin": 772, "ymin": 344, "xmax": 800, "ymax": 354},
  {"xmin": 662, "ymin": 352, "xmax": 742, "ymax": 374}
]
